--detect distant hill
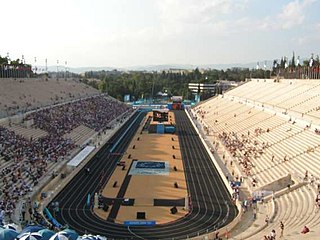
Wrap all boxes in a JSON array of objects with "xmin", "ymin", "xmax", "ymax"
[
  {"xmin": 42, "ymin": 60, "xmax": 279, "ymax": 74},
  {"xmin": 43, "ymin": 66, "xmax": 116, "ymax": 74}
]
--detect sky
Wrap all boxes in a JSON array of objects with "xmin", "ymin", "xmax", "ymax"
[{"xmin": 1, "ymin": 0, "xmax": 320, "ymax": 68}]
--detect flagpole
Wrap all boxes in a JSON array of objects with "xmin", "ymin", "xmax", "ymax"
[
  {"xmin": 65, "ymin": 61, "xmax": 67, "ymax": 79},
  {"xmin": 22, "ymin": 55, "xmax": 25, "ymax": 78},
  {"xmin": 57, "ymin": 60, "xmax": 59, "ymax": 78},
  {"xmin": 34, "ymin": 57, "xmax": 37, "ymax": 76},
  {"xmin": 6, "ymin": 52, "xmax": 10, "ymax": 78}
]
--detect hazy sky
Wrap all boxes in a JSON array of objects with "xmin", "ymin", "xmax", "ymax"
[{"xmin": 1, "ymin": 0, "xmax": 319, "ymax": 68}]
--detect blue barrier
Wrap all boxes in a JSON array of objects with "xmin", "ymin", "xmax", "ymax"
[
  {"xmin": 110, "ymin": 111, "xmax": 143, "ymax": 153},
  {"xmin": 157, "ymin": 124, "xmax": 164, "ymax": 134},
  {"xmin": 87, "ymin": 193, "xmax": 91, "ymax": 207},
  {"xmin": 124, "ymin": 220, "xmax": 156, "ymax": 226},
  {"xmin": 165, "ymin": 126, "xmax": 176, "ymax": 133},
  {"xmin": 44, "ymin": 208, "xmax": 53, "ymax": 219},
  {"xmin": 44, "ymin": 208, "xmax": 63, "ymax": 228}
]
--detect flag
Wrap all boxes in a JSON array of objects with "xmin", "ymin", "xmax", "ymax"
[
  {"xmin": 284, "ymin": 57, "xmax": 288, "ymax": 69},
  {"xmin": 309, "ymin": 58, "xmax": 314, "ymax": 67}
]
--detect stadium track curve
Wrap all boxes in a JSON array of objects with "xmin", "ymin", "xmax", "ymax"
[{"xmin": 47, "ymin": 110, "xmax": 238, "ymax": 239}]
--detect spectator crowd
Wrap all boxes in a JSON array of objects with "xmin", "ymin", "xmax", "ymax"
[
  {"xmin": 25, "ymin": 96, "xmax": 129, "ymax": 135},
  {"xmin": 0, "ymin": 95, "xmax": 131, "ymax": 224}
]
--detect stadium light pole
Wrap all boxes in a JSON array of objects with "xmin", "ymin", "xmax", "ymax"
[
  {"xmin": 6, "ymin": 52, "xmax": 10, "ymax": 78},
  {"xmin": 57, "ymin": 60, "xmax": 59, "ymax": 78},
  {"xmin": 34, "ymin": 57, "xmax": 37, "ymax": 76},
  {"xmin": 16, "ymin": 57, "xmax": 19, "ymax": 78},
  {"xmin": 65, "ymin": 61, "xmax": 67, "ymax": 79},
  {"xmin": 151, "ymin": 77, "xmax": 155, "ymax": 105},
  {"xmin": 12, "ymin": 57, "xmax": 15, "ymax": 78},
  {"xmin": 22, "ymin": 55, "xmax": 25, "ymax": 78},
  {"xmin": 1, "ymin": 57, "xmax": 3, "ymax": 78}
]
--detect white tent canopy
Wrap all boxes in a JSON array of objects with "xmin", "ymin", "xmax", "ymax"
[{"xmin": 67, "ymin": 146, "xmax": 95, "ymax": 167}]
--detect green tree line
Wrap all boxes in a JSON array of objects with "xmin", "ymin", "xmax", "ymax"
[{"xmin": 82, "ymin": 68, "xmax": 270, "ymax": 101}]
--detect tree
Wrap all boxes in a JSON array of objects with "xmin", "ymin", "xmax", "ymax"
[
  {"xmin": 98, "ymin": 81, "xmax": 107, "ymax": 93},
  {"xmin": 83, "ymin": 67, "xmax": 273, "ymax": 101},
  {"xmin": 290, "ymin": 52, "xmax": 295, "ymax": 68}
]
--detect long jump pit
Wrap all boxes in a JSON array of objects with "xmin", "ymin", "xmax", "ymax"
[{"xmin": 94, "ymin": 111, "xmax": 189, "ymax": 225}]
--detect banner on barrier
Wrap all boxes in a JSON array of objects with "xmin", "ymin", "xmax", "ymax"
[{"xmin": 124, "ymin": 221, "xmax": 156, "ymax": 226}]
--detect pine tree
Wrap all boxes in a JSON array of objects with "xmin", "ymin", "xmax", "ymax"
[
  {"xmin": 291, "ymin": 51, "xmax": 295, "ymax": 68},
  {"xmin": 280, "ymin": 57, "xmax": 285, "ymax": 69}
]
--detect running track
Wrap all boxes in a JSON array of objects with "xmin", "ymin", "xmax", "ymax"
[{"xmin": 47, "ymin": 110, "xmax": 238, "ymax": 239}]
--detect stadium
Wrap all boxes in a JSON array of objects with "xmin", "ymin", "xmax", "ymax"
[
  {"xmin": 1, "ymin": 65, "xmax": 320, "ymax": 240},
  {"xmin": 3, "ymin": 0, "xmax": 320, "ymax": 239}
]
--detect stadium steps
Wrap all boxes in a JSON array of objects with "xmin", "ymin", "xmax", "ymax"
[
  {"xmin": 291, "ymin": 150, "xmax": 320, "ymax": 179},
  {"xmin": 0, "ymin": 158, "xmax": 15, "ymax": 172},
  {"xmin": 251, "ymin": 148, "xmax": 313, "ymax": 189},
  {"xmin": 63, "ymin": 124, "xmax": 95, "ymax": 146},
  {"xmin": 258, "ymin": 123, "xmax": 303, "ymax": 147},
  {"xmin": 247, "ymin": 185, "xmax": 318, "ymax": 240},
  {"xmin": 270, "ymin": 82, "xmax": 313, "ymax": 106},
  {"xmin": 1, "ymin": 123, "xmax": 48, "ymax": 140},
  {"xmin": 267, "ymin": 82, "xmax": 307, "ymax": 106},
  {"xmin": 231, "ymin": 200, "xmax": 275, "ymax": 240},
  {"xmin": 256, "ymin": 83, "xmax": 294, "ymax": 103},
  {"xmin": 277, "ymin": 82, "xmax": 320, "ymax": 109},
  {"xmin": 225, "ymin": 111, "xmax": 273, "ymax": 135},
  {"xmin": 239, "ymin": 114, "xmax": 277, "ymax": 135},
  {"xmin": 0, "ymin": 78, "xmax": 100, "ymax": 117},
  {"xmin": 245, "ymin": 140, "xmax": 316, "ymax": 189},
  {"xmin": 194, "ymin": 80, "xmax": 320, "ymax": 239}
]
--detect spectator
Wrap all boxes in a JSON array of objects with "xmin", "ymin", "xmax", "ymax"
[
  {"xmin": 265, "ymin": 215, "xmax": 269, "ymax": 226},
  {"xmin": 280, "ymin": 221, "xmax": 284, "ymax": 238},
  {"xmin": 0, "ymin": 95, "xmax": 131, "ymax": 218},
  {"xmin": 213, "ymin": 231, "xmax": 221, "ymax": 240},
  {"xmin": 269, "ymin": 229, "xmax": 276, "ymax": 240},
  {"xmin": 253, "ymin": 207, "xmax": 257, "ymax": 220},
  {"xmin": 0, "ymin": 207, "xmax": 5, "ymax": 226},
  {"xmin": 21, "ymin": 202, "xmax": 26, "ymax": 221},
  {"xmin": 25, "ymin": 96, "xmax": 130, "ymax": 135},
  {"xmin": 301, "ymin": 226, "xmax": 310, "ymax": 234}
]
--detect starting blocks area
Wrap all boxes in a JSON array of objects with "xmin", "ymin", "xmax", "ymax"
[{"xmin": 129, "ymin": 160, "xmax": 169, "ymax": 175}]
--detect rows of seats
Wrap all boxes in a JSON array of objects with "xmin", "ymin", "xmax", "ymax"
[
  {"xmin": 0, "ymin": 93, "xmax": 131, "ymax": 222},
  {"xmin": 25, "ymin": 95, "xmax": 129, "ymax": 135},
  {"xmin": 0, "ymin": 125, "xmax": 75, "ymax": 219},
  {"xmin": 0, "ymin": 122, "xmax": 47, "ymax": 140},
  {"xmin": 63, "ymin": 125, "xmax": 96, "ymax": 146},
  {"xmin": 0, "ymin": 78, "xmax": 99, "ymax": 118},
  {"xmin": 225, "ymin": 79, "xmax": 320, "ymax": 124},
  {"xmin": 194, "ymin": 80, "xmax": 320, "ymax": 190},
  {"xmin": 193, "ymin": 79, "xmax": 320, "ymax": 239},
  {"xmin": 247, "ymin": 185, "xmax": 320, "ymax": 239}
]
